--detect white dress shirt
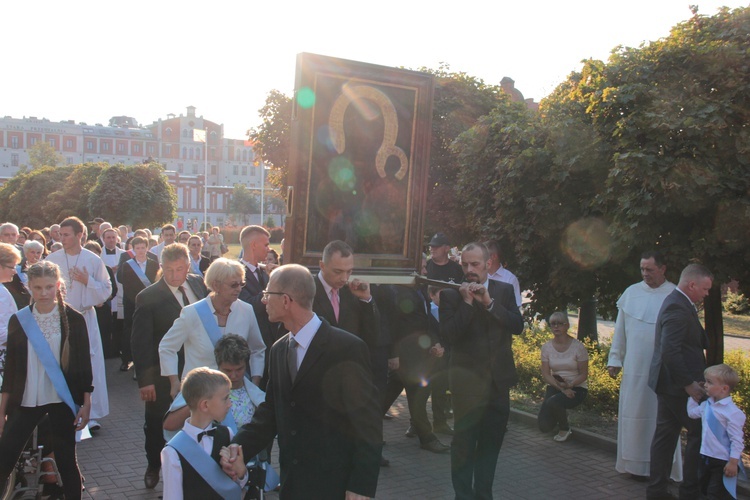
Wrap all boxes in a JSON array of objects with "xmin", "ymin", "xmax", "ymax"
[{"xmin": 488, "ymin": 265, "xmax": 522, "ymax": 308}]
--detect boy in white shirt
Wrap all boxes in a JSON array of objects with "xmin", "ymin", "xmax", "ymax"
[
  {"xmin": 161, "ymin": 367, "xmax": 248, "ymax": 499},
  {"xmin": 687, "ymin": 363, "xmax": 746, "ymax": 499}
]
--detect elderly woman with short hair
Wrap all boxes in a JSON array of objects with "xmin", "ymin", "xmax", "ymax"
[
  {"xmin": 18, "ymin": 240, "xmax": 45, "ymax": 286},
  {"xmin": 158, "ymin": 258, "xmax": 265, "ymax": 398},
  {"xmin": 0, "ymin": 243, "xmax": 22, "ymax": 376}
]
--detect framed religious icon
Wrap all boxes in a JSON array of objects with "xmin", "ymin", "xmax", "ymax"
[{"xmin": 285, "ymin": 52, "xmax": 434, "ymax": 278}]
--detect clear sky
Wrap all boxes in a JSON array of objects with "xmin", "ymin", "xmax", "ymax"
[{"xmin": 4, "ymin": 1, "xmax": 746, "ymax": 139}]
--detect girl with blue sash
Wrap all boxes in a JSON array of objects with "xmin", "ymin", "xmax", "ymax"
[{"xmin": 0, "ymin": 261, "xmax": 93, "ymax": 500}]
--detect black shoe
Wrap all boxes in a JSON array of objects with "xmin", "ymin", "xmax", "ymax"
[
  {"xmin": 420, "ymin": 439, "xmax": 450, "ymax": 454},
  {"xmin": 380, "ymin": 455, "xmax": 390, "ymax": 467},
  {"xmin": 119, "ymin": 362, "xmax": 131, "ymax": 371},
  {"xmin": 405, "ymin": 426, "xmax": 416, "ymax": 438},
  {"xmin": 433, "ymin": 422, "xmax": 454, "ymax": 436},
  {"xmin": 144, "ymin": 466, "xmax": 160, "ymax": 489},
  {"xmin": 383, "ymin": 413, "xmax": 395, "ymax": 420},
  {"xmin": 629, "ymin": 474, "xmax": 649, "ymax": 482}
]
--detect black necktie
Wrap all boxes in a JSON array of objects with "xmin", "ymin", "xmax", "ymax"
[
  {"xmin": 256, "ymin": 267, "xmax": 265, "ymax": 288},
  {"xmin": 178, "ymin": 285, "xmax": 190, "ymax": 307},
  {"xmin": 196, "ymin": 428, "xmax": 216, "ymax": 442},
  {"xmin": 288, "ymin": 337, "xmax": 298, "ymax": 382}
]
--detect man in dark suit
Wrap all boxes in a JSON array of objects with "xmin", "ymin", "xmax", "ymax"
[
  {"xmin": 131, "ymin": 243, "xmax": 208, "ymax": 489},
  {"xmin": 647, "ymin": 263, "xmax": 712, "ymax": 499},
  {"xmin": 238, "ymin": 225, "xmax": 279, "ymax": 388},
  {"xmin": 116, "ymin": 236, "xmax": 160, "ymax": 372},
  {"xmin": 440, "ymin": 242, "xmax": 524, "ymax": 500},
  {"xmin": 225, "ymin": 264, "xmax": 382, "ymax": 499}
]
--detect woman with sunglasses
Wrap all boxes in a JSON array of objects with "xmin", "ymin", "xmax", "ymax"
[
  {"xmin": 158, "ymin": 258, "xmax": 266, "ymax": 399},
  {"xmin": 537, "ymin": 311, "xmax": 589, "ymax": 442}
]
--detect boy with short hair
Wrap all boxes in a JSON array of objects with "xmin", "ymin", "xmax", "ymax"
[
  {"xmin": 161, "ymin": 367, "xmax": 248, "ymax": 499},
  {"xmin": 687, "ymin": 363, "xmax": 746, "ymax": 499}
]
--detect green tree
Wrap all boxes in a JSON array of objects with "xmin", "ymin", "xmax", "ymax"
[
  {"xmin": 227, "ymin": 184, "xmax": 260, "ymax": 225},
  {"xmin": 454, "ymin": 6, "xmax": 750, "ymax": 359},
  {"xmin": 45, "ymin": 163, "xmax": 108, "ymax": 222},
  {"xmin": 418, "ymin": 65, "xmax": 507, "ymax": 243},
  {"xmin": 248, "ymin": 90, "xmax": 293, "ymax": 193},
  {"xmin": 27, "ymin": 142, "xmax": 64, "ymax": 169},
  {"xmin": 88, "ymin": 162, "xmax": 176, "ymax": 229},
  {"xmin": 0, "ymin": 166, "xmax": 73, "ymax": 228}
]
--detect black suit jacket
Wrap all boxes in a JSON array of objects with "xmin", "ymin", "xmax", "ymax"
[
  {"xmin": 238, "ymin": 263, "xmax": 282, "ymax": 386},
  {"xmin": 440, "ymin": 279, "xmax": 524, "ymax": 398},
  {"xmin": 118, "ymin": 259, "xmax": 160, "ymax": 304},
  {"xmin": 131, "ymin": 275, "xmax": 207, "ymax": 388},
  {"xmin": 312, "ymin": 275, "xmax": 380, "ymax": 351},
  {"xmin": 648, "ymin": 289, "xmax": 707, "ymax": 396},
  {"xmin": 233, "ymin": 319, "xmax": 382, "ymax": 499}
]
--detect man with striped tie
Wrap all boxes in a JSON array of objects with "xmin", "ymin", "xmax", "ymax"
[{"xmin": 131, "ymin": 243, "xmax": 208, "ymax": 489}]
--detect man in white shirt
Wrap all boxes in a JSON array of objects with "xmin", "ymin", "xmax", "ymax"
[
  {"xmin": 485, "ymin": 239, "xmax": 522, "ymax": 308},
  {"xmin": 151, "ymin": 224, "xmax": 177, "ymax": 263}
]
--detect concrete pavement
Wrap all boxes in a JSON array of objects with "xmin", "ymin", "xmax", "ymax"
[{"xmin": 75, "ymin": 358, "xmax": 649, "ymax": 499}]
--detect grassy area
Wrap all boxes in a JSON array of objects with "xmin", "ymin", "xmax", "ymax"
[{"xmin": 716, "ymin": 312, "xmax": 750, "ymax": 338}]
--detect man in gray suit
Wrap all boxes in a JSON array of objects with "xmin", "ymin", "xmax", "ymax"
[{"xmin": 647, "ymin": 263, "xmax": 712, "ymax": 499}]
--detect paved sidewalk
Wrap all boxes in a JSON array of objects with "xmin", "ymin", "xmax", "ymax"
[{"xmin": 77, "ymin": 359, "xmax": 647, "ymax": 499}]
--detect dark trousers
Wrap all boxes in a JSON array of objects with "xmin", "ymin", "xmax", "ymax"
[
  {"xmin": 144, "ymin": 377, "xmax": 172, "ymax": 468},
  {"xmin": 648, "ymin": 393, "xmax": 702, "ymax": 499},
  {"xmin": 382, "ymin": 368, "xmax": 438, "ymax": 444},
  {"xmin": 700, "ymin": 455, "xmax": 733, "ymax": 500},
  {"xmin": 0, "ymin": 403, "xmax": 82, "ymax": 500},
  {"xmin": 430, "ymin": 353, "xmax": 451, "ymax": 424},
  {"xmin": 537, "ymin": 386, "xmax": 587, "ymax": 432},
  {"xmin": 95, "ymin": 301, "xmax": 113, "ymax": 358},
  {"xmin": 451, "ymin": 385, "xmax": 509, "ymax": 500},
  {"xmin": 121, "ymin": 300, "xmax": 135, "ymax": 364},
  {"xmin": 110, "ymin": 313, "xmax": 124, "ymax": 359}
]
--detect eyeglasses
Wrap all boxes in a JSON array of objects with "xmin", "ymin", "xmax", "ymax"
[
  {"xmin": 262, "ymin": 290, "xmax": 293, "ymax": 301},
  {"xmin": 549, "ymin": 322, "xmax": 568, "ymax": 327},
  {"xmin": 225, "ymin": 281, "xmax": 246, "ymax": 289},
  {"xmin": 1, "ymin": 264, "xmax": 15, "ymax": 271}
]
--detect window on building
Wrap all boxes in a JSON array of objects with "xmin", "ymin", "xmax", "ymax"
[
  {"xmin": 148, "ymin": 144, "xmax": 155, "ymax": 154},
  {"xmin": 11, "ymin": 137, "xmax": 19, "ymax": 149},
  {"xmin": 67, "ymin": 157, "xmax": 74, "ymax": 164},
  {"xmin": 189, "ymin": 149, "xmax": 194, "ymax": 160},
  {"xmin": 86, "ymin": 140, "xmax": 94, "ymax": 150},
  {"xmin": 65, "ymin": 139, "xmax": 73, "ymax": 149},
  {"xmin": 117, "ymin": 143, "xmax": 125, "ymax": 153},
  {"xmin": 182, "ymin": 147, "xmax": 187, "ymax": 159},
  {"xmin": 29, "ymin": 137, "xmax": 37, "ymax": 146},
  {"xmin": 210, "ymin": 165, "xmax": 216, "ymax": 175},
  {"xmin": 210, "ymin": 131, "xmax": 218, "ymax": 143},
  {"xmin": 192, "ymin": 165, "xmax": 198, "ymax": 174},
  {"xmin": 233, "ymin": 165, "xmax": 238, "ymax": 175},
  {"xmin": 133, "ymin": 144, "xmax": 141, "ymax": 153},
  {"xmin": 11, "ymin": 154, "xmax": 18, "ymax": 167},
  {"xmin": 210, "ymin": 148, "xmax": 216, "ymax": 159},
  {"xmin": 183, "ymin": 129, "xmax": 189, "ymax": 138},
  {"xmin": 242, "ymin": 150, "xmax": 247, "ymax": 162},
  {"xmin": 48, "ymin": 138, "xmax": 56, "ymax": 148},
  {"xmin": 195, "ymin": 148, "xmax": 200, "ymax": 159},
  {"xmin": 165, "ymin": 144, "xmax": 172, "ymax": 155},
  {"xmin": 242, "ymin": 165, "xmax": 247, "ymax": 175},
  {"xmin": 165, "ymin": 127, "xmax": 172, "ymax": 137},
  {"xmin": 178, "ymin": 164, "xmax": 184, "ymax": 173},
  {"xmin": 102, "ymin": 142, "xmax": 110, "ymax": 152}
]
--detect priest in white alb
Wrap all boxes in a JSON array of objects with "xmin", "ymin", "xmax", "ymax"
[
  {"xmin": 46, "ymin": 216, "xmax": 112, "ymax": 430},
  {"xmin": 607, "ymin": 251, "xmax": 681, "ymax": 481}
]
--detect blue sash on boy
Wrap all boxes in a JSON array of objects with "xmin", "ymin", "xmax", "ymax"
[
  {"xmin": 706, "ymin": 400, "xmax": 747, "ymax": 499},
  {"xmin": 15, "ymin": 307, "xmax": 78, "ymax": 417},
  {"xmin": 126, "ymin": 259, "xmax": 151, "ymax": 288},
  {"xmin": 194, "ymin": 299, "xmax": 222, "ymax": 346},
  {"xmin": 167, "ymin": 430, "xmax": 242, "ymax": 500}
]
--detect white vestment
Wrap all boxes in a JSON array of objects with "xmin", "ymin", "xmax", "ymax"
[
  {"xmin": 608, "ymin": 280, "xmax": 682, "ymax": 479},
  {"xmin": 47, "ymin": 248, "xmax": 112, "ymax": 419}
]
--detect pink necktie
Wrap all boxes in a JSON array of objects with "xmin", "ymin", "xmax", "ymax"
[{"xmin": 331, "ymin": 288, "xmax": 340, "ymax": 322}]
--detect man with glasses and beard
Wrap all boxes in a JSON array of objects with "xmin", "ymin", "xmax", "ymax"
[{"xmin": 439, "ymin": 242, "xmax": 524, "ymax": 500}]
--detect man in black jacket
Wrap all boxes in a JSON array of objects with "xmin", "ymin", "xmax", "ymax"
[
  {"xmin": 440, "ymin": 242, "xmax": 524, "ymax": 500},
  {"xmin": 647, "ymin": 263, "xmax": 712, "ymax": 499},
  {"xmin": 131, "ymin": 243, "xmax": 207, "ymax": 489}
]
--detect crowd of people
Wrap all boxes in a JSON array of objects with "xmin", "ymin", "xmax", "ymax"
[{"xmin": 0, "ymin": 218, "xmax": 744, "ymax": 499}]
